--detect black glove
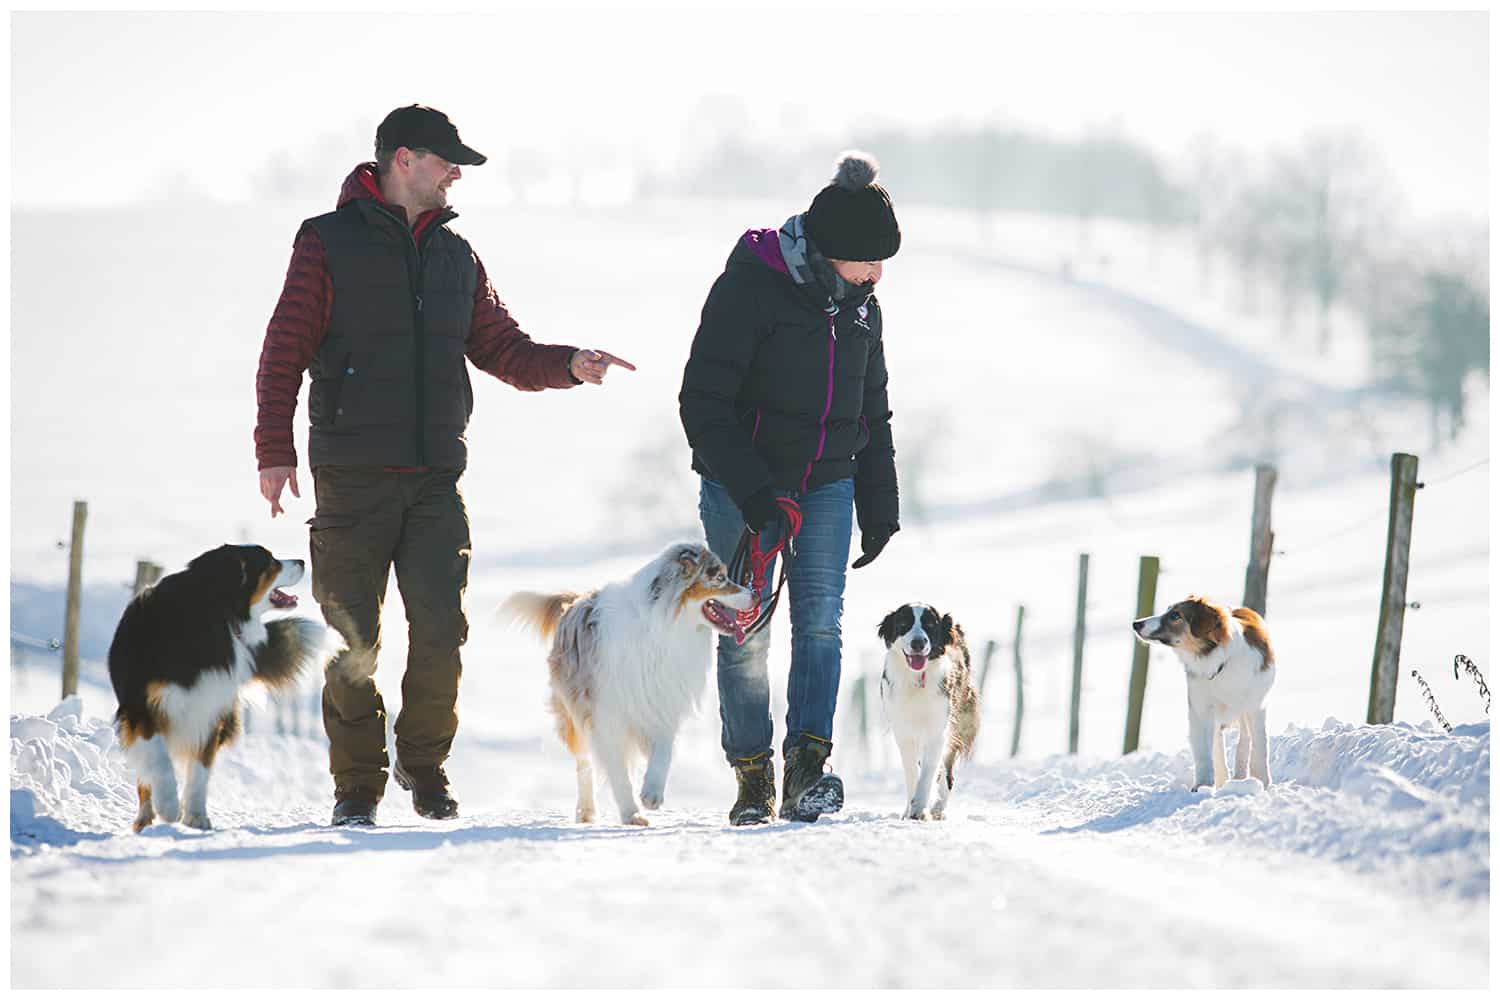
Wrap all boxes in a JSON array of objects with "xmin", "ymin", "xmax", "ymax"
[
  {"xmin": 740, "ymin": 487, "xmax": 780, "ymax": 534},
  {"xmin": 851, "ymin": 523, "xmax": 898, "ymax": 569}
]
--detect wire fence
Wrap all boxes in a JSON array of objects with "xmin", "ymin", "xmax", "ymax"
[
  {"xmin": 912, "ymin": 452, "xmax": 1491, "ymax": 761},
  {"xmin": 25, "ymin": 454, "xmax": 1489, "ymax": 758}
]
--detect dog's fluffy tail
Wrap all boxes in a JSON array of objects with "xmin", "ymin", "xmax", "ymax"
[
  {"xmin": 496, "ymin": 591, "xmax": 578, "ymax": 643},
  {"xmin": 254, "ymin": 618, "xmax": 329, "ymax": 691}
]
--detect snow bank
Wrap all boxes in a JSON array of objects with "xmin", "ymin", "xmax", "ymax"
[
  {"xmin": 956, "ymin": 719, "xmax": 1489, "ymax": 899},
  {"xmin": 11, "ymin": 697, "xmax": 137, "ymax": 849},
  {"xmin": 10, "ymin": 695, "xmax": 336, "ymax": 850},
  {"xmin": 1276, "ymin": 717, "xmax": 1489, "ymax": 806}
]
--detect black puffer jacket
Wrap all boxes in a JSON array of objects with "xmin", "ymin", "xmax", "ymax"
[{"xmin": 679, "ymin": 228, "xmax": 899, "ymax": 535}]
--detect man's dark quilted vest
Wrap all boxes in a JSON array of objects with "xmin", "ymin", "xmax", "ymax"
[{"xmin": 303, "ymin": 198, "xmax": 478, "ymax": 469}]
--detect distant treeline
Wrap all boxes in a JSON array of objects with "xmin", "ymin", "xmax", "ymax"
[{"xmin": 652, "ymin": 128, "xmax": 1182, "ymax": 224}]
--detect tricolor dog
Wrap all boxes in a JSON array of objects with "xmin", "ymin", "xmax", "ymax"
[
  {"xmin": 108, "ymin": 544, "xmax": 327, "ymax": 832},
  {"xmin": 877, "ymin": 602, "xmax": 980, "ymax": 820},
  {"xmin": 1133, "ymin": 595, "xmax": 1276, "ymax": 790},
  {"xmin": 498, "ymin": 542, "xmax": 754, "ymax": 826}
]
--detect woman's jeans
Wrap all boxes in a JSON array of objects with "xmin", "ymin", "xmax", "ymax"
[{"xmin": 698, "ymin": 477, "xmax": 853, "ymax": 765}]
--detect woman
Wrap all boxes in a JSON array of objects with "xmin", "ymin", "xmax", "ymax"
[{"xmin": 679, "ymin": 152, "xmax": 901, "ymax": 825}]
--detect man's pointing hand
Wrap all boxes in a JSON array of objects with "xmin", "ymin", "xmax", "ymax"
[{"xmin": 570, "ymin": 349, "xmax": 637, "ymax": 385}]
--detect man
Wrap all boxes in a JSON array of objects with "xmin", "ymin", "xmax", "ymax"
[{"xmin": 255, "ymin": 105, "xmax": 632, "ymax": 827}]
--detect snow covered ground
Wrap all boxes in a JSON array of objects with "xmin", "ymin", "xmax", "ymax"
[
  {"xmin": 9, "ymin": 198, "xmax": 1490, "ymax": 987},
  {"xmin": 10, "ymin": 682, "xmax": 1490, "ymax": 988}
]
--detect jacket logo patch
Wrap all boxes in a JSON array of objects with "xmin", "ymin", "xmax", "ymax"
[{"xmin": 854, "ymin": 304, "xmax": 871, "ymax": 330}]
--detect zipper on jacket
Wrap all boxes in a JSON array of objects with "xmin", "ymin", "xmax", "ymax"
[
  {"xmin": 362, "ymin": 198, "xmax": 455, "ymax": 467},
  {"xmin": 411, "ymin": 260, "xmax": 425, "ymax": 465},
  {"xmin": 800, "ymin": 310, "xmax": 838, "ymax": 493},
  {"xmin": 406, "ymin": 224, "xmax": 436, "ymax": 466}
]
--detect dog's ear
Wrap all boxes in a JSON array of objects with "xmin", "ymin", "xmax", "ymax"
[
  {"xmin": 940, "ymin": 613, "xmax": 955, "ymax": 642},
  {"xmin": 877, "ymin": 609, "xmax": 903, "ymax": 645},
  {"xmin": 676, "ymin": 546, "xmax": 703, "ymax": 578},
  {"xmin": 1183, "ymin": 599, "xmax": 1229, "ymax": 645},
  {"xmin": 240, "ymin": 545, "xmax": 275, "ymax": 585}
]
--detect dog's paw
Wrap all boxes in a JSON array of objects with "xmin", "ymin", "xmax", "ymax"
[
  {"xmin": 639, "ymin": 789, "xmax": 664, "ymax": 810},
  {"xmin": 131, "ymin": 812, "xmax": 155, "ymax": 834},
  {"xmin": 154, "ymin": 799, "xmax": 182, "ymax": 824},
  {"xmin": 576, "ymin": 807, "xmax": 595, "ymax": 824},
  {"xmin": 929, "ymin": 807, "xmax": 946, "ymax": 821},
  {"xmin": 623, "ymin": 813, "xmax": 650, "ymax": 827},
  {"xmin": 904, "ymin": 804, "xmax": 930, "ymax": 821},
  {"xmin": 181, "ymin": 811, "xmax": 213, "ymax": 831}
]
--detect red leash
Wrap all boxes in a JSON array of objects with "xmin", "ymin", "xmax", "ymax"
[{"xmin": 729, "ymin": 497, "xmax": 803, "ymax": 645}]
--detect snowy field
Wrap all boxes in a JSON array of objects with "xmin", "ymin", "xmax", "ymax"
[{"xmin": 9, "ymin": 199, "xmax": 1491, "ymax": 987}]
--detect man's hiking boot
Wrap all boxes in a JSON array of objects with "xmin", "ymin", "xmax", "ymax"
[
  {"xmin": 393, "ymin": 760, "xmax": 460, "ymax": 820},
  {"xmin": 331, "ymin": 791, "xmax": 379, "ymax": 828},
  {"xmin": 781, "ymin": 738, "xmax": 843, "ymax": 823},
  {"xmin": 729, "ymin": 755, "xmax": 777, "ymax": 826}
]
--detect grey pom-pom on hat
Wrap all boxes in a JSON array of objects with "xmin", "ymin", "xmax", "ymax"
[
  {"xmin": 832, "ymin": 150, "xmax": 879, "ymax": 190},
  {"xmin": 806, "ymin": 149, "xmax": 900, "ymax": 261}
]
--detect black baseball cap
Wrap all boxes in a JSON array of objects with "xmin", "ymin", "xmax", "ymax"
[{"xmin": 375, "ymin": 105, "xmax": 487, "ymax": 166}]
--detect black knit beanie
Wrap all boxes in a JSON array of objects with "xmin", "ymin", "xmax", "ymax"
[{"xmin": 804, "ymin": 151, "xmax": 901, "ymax": 261}]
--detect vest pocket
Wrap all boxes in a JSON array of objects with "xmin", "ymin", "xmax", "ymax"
[{"xmin": 328, "ymin": 352, "xmax": 371, "ymax": 427}]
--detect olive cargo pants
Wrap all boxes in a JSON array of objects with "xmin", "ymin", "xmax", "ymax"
[{"xmin": 309, "ymin": 467, "xmax": 472, "ymax": 799}]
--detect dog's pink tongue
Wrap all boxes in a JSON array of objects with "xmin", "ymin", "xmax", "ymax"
[
  {"xmin": 269, "ymin": 589, "xmax": 298, "ymax": 609},
  {"xmin": 906, "ymin": 653, "xmax": 926, "ymax": 671}
]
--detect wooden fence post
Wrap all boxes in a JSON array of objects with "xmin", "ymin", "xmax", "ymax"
[
  {"xmin": 1069, "ymin": 553, "xmax": 1089, "ymax": 754},
  {"xmin": 1010, "ymin": 605, "xmax": 1025, "ymax": 758},
  {"xmin": 1123, "ymin": 555, "xmax": 1160, "ymax": 754},
  {"xmin": 1367, "ymin": 453, "xmax": 1420, "ymax": 725},
  {"xmin": 61, "ymin": 501, "xmax": 87, "ymax": 699},
  {"xmin": 132, "ymin": 560, "xmax": 163, "ymax": 597},
  {"xmin": 1243, "ymin": 464, "xmax": 1277, "ymax": 616},
  {"xmin": 978, "ymin": 638, "xmax": 999, "ymax": 694}
]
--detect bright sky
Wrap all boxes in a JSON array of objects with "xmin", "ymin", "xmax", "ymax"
[{"xmin": 9, "ymin": 9, "xmax": 1489, "ymax": 223}]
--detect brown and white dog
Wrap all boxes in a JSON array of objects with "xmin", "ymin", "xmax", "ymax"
[
  {"xmin": 877, "ymin": 602, "xmax": 981, "ymax": 819},
  {"xmin": 1133, "ymin": 596, "xmax": 1276, "ymax": 790},
  {"xmin": 498, "ymin": 542, "xmax": 754, "ymax": 826},
  {"xmin": 107, "ymin": 544, "xmax": 327, "ymax": 832}
]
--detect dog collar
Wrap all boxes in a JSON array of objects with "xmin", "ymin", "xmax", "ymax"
[{"xmin": 1185, "ymin": 659, "xmax": 1226, "ymax": 681}]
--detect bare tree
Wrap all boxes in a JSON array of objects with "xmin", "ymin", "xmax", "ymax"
[
  {"xmin": 1185, "ymin": 136, "xmax": 1233, "ymax": 291},
  {"xmin": 1362, "ymin": 232, "xmax": 1489, "ymax": 448},
  {"xmin": 1219, "ymin": 176, "xmax": 1276, "ymax": 316},
  {"xmin": 1268, "ymin": 134, "xmax": 1393, "ymax": 354}
]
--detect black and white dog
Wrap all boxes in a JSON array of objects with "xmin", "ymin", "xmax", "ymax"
[
  {"xmin": 108, "ymin": 544, "xmax": 327, "ymax": 832},
  {"xmin": 877, "ymin": 603, "xmax": 980, "ymax": 820}
]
